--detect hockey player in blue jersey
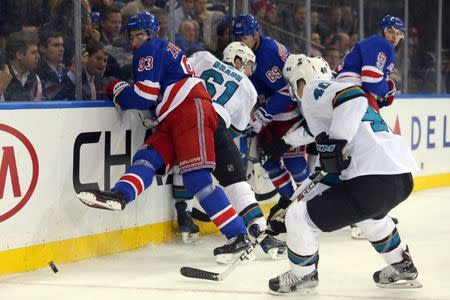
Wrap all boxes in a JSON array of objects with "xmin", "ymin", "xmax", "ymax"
[
  {"xmin": 76, "ymin": 12, "xmax": 252, "ymax": 260},
  {"xmin": 233, "ymin": 14, "xmax": 309, "ymax": 199},
  {"xmin": 335, "ymin": 15, "xmax": 406, "ymax": 110}
]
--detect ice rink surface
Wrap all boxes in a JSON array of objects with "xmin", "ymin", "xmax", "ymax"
[{"xmin": 2, "ymin": 187, "xmax": 450, "ymax": 300}]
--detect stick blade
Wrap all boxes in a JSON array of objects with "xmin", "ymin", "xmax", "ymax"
[{"xmin": 180, "ymin": 267, "xmax": 221, "ymax": 281}]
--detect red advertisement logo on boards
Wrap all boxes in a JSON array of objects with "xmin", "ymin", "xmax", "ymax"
[{"xmin": 0, "ymin": 124, "xmax": 39, "ymax": 222}]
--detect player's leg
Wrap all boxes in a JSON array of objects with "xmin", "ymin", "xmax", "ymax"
[
  {"xmin": 76, "ymin": 142, "xmax": 168, "ymax": 211},
  {"xmin": 172, "ymin": 168, "xmax": 199, "ymax": 243},
  {"xmin": 213, "ymin": 116, "xmax": 286, "ymax": 258},
  {"xmin": 355, "ymin": 173, "xmax": 421, "ymax": 288},
  {"xmin": 282, "ymin": 150, "xmax": 310, "ymax": 187},
  {"xmin": 174, "ymin": 95, "xmax": 250, "ymax": 263}
]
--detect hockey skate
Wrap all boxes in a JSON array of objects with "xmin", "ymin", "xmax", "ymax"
[
  {"xmin": 249, "ymin": 223, "xmax": 287, "ymax": 259},
  {"xmin": 175, "ymin": 202, "xmax": 199, "ymax": 243},
  {"xmin": 213, "ymin": 234, "xmax": 253, "ymax": 264},
  {"xmin": 77, "ymin": 189, "xmax": 127, "ymax": 211},
  {"xmin": 268, "ymin": 269, "xmax": 318, "ymax": 295},
  {"xmin": 373, "ymin": 246, "xmax": 422, "ymax": 288}
]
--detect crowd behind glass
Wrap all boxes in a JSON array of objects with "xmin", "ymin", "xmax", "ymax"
[{"xmin": 0, "ymin": 0, "xmax": 448, "ymax": 102}]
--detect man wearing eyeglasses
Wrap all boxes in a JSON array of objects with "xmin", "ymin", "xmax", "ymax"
[{"xmin": 335, "ymin": 15, "xmax": 406, "ymax": 111}]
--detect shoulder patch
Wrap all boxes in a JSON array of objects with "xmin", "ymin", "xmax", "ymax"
[{"xmin": 333, "ymin": 86, "xmax": 366, "ymax": 108}]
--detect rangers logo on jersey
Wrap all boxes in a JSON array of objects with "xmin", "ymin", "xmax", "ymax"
[{"xmin": 376, "ymin": 52, "xmax": 386, "ymax": 70}]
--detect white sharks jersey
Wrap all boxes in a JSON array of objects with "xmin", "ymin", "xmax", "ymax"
[
  {"xmin": 188, "ymin": 51, "xmax": 257, "ymax": 131},
  {"xmin": 301, "ymin": 79, "xmax": 417, "ymax": 180}
]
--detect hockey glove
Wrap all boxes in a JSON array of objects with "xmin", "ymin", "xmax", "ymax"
[
  {"xmin": 262, "ymin": 138, "xmax": 291, "ymax": 163},
  {"xmin": 105, "ymin": 79, "xmax": 130, "ymax": 107},
  {"xmin": 249, "ymin": 107, "xmax": 273, "ymax": 134},
  {"xmin": 266, "ymin": 196, "xmax": 292, "ymax": 235},
  {"xmin": 378, "ymin": 79, "xmax": 396, "ymax": 108},
  {"xmin": 315, "ymin": 132, "xmax": 351, "ymax": 175}
]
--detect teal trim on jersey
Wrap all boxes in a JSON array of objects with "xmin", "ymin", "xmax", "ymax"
[
  {"xmin": 332, "ymin": 86, "xmax": 366, "ymax": 108},
  {"xmin": 288, "ymin": 248, "xmax": 318, "ymax": 266},
  {"xmin": 371, "ymin": 229, "xmax": 401, "ymax": 253}
]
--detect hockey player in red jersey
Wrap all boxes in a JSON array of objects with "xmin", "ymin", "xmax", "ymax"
[{"xmin": 76, "ymin": 12, "xmax": 251, "ymax": 261}]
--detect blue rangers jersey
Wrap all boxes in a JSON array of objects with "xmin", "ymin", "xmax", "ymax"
[
  {"xmin": 117, "ymin": 38, "xmax": 203, "ymax": 122},
  {"xmin": 335, "ymin": 34, "xmax": 396, "ymax": 98},
  {"xmin": 251, "ymin": 35, "xmax": 299, "ymax": 122}
]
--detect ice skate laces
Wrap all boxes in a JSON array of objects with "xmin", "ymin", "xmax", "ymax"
[{"xmin": 278, "ymin": 270, "xmax": 300, "ymax": 287}]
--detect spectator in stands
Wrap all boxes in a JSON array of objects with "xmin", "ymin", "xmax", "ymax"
[
  {"xmin": 0, "ymin": 0, "xmax": 46, "ymax": 35},
  {"xmin": 263, "ymin": 2, "xmax": 282, "ymax": 42},
  {"xmin": 1, "ymin": 31, "xmax": 42, "ymax": 101},
  {"xmin": 121, "ymin": 0, "xmax": 163, "ymax": 23},
  {"xmin": 318, "ymin": 7, "xmax": 343, "ymax": 45},
  {"xmin": 35, "ymin": 28, "xmax": 75, "ymax": 100},
  {"xmin": 340, "ymin": 5, "xmax": 358, "ymax": 35},
  {"xmin": 82, "ymin": 40, "xmax": 109, "ymax": 100},
  {"xmin": 322, "ymin": 46, "xmax": 341, "ymax": 70},
  {"xmin": 213, "ymin": 16, "xmax": 232, "ymax": 60},
  {"xmin": 83, "ymin": 10, "xmax": 102, "ymax": 43},
  {"xmin": 193, "ymin": 0, "xmax": 224, "ymax": 52},
  {"xmin": 156, "ymin": 10, "xmax": 169, "ymax": 40},
  {"xmin": 99, "ymin": 7, "xmax": 126, "ymax": 48},
  {"xmin": 174, "ymin": 0, "xmax": 195, "ymax": 36},
  {"xmin": 309, "ymin": 32, "xmax": 322, "ymax": 57},
  {"xmin": 252, "ymin": 0, "xmax": 267, "ymax": 20},
  {"xmin": 287, "ymin": 4, "xmax": 306, "ymax": 53},
  {"xmin": 330, "ymin": 32, "xmax": 350, "ymax": 57},
  {"xmin": 175, "ymin": 20, "xmax": 204, "ymax": 54}
]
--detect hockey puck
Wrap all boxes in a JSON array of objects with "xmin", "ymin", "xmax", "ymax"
[{"xmin": 49, "ymin": 261, "xmax": 59, "ymax": 273}]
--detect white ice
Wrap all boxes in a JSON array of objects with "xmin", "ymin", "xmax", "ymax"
[{"xmin": 2, "ymin": 187, "xmax": 450, "ymax": 300}]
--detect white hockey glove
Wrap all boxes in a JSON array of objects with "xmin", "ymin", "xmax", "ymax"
[
  {"xmin": 105, "ymin": 79, "xmax": 130, "ymax": 107},
  {"xmin": 249, "ymin": 107, "xmax": 273, "ymax": 134}
]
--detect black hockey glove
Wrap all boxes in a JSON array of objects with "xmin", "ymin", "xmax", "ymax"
[
  {"xmin": 266, "ymin": 196, "xmax": 292, "ymax": 235},
  {"xmin": 315, "ymin": 132, "xmax": 351, "ymax": 175},
  {"xmin": 262, "ymin": 138, "xmax": 291, "ymax": 163}
]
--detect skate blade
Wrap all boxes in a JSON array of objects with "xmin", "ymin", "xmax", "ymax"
[
  {"xmin": 376, "ymin": 278, "xmax": 423, "ymax": 289},
  {"xmin": 267, "ymin": 247, "xmax": 288, "ymax": 260},
  {"xmin": 77, "ymin": 192, "xmax": 122, "ymax": 211},
  {"xmin": 181, "ymin": 232, "xmax": 199, "ymax": 244},
  {"xmin": 215, "ymin": 251, "xmax": 256, "ymax": 265},
  {"xmin": 268, "ymin": 287, "xmax": 317, "ymax": 296}
]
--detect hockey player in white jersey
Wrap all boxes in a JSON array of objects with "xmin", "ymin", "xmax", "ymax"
[
  {"xmin": 267, "ymin": 54, "xmax": 422, "ymax": 294},
  {"xmin": 173, "ymin": 42, "xmax": 286, "ymax": 261}
]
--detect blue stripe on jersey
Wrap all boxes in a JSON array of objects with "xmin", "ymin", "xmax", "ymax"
[{"xmin": 332, "ymin": 86, "xmax": 366, "ymax": 108}]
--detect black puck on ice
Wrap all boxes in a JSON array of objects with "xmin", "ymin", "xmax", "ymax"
[{"xmin": 49, "ymin": 261, "xmax": 59, "ymax": 273}]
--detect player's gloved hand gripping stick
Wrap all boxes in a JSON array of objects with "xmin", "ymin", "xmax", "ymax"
[{"xmin": 180, "ymin": 170, "xmax": 327, "ymax": 281}]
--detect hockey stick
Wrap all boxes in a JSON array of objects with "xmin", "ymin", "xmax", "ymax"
[{"xmin": 180, "ymin": 170, "xmax": 326, "ymax": 281}]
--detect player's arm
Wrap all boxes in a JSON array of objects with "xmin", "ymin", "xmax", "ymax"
[
  {"xmin": 315, "ymin": 86, "xmax": 367, "ymax": 174},
  {"xmin": 360, "ymin": 40, "xmax": 395, "ymax": 98},
  {"xmin": 328, "ymin": 85, "xmax": 367, "ymax": 142}
]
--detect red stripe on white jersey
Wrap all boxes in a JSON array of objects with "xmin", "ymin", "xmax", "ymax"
[
  {"xmin": 361, "ymin": 66, "xmax": 384, "ymax": 83},
  {"xmin": 156, "ymin": 77, "xmax": 204, "ymax": 122},
  {"xmin": 210, "ymin": 205, "xmax": 238, "ymax": 229},
  {"xmin": 118, "ymin": 173, "xmax": 144, "ymax": 197}
]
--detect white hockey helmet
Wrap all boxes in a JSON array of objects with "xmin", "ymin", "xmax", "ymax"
[
  {"xmin": 222, "ymin": 41, "xmax": 256, "ymax": 71},
  {"xmin": 283, "ymin": 54, "xmax": 333, "ymax": 100}
]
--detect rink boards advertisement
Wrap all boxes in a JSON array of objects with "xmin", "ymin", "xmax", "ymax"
[{"xmin": 1, "ymin": 97, "xmax": 449, "ymax": 275}]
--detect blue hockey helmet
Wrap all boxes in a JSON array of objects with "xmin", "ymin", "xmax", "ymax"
[
  {"xmin": 127, "ymin": 12, "xmax": 159, "ymax": 38},
  {"xmin": 379, "ymin": 15, "xmax": 406, "ymax": 34},
  {"xmin": 232, "ymin": 14, "xmax": 259, "ymax": 37}
]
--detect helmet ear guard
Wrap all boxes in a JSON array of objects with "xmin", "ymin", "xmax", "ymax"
[
  {"xmin": 222, "ymin": 42, "xmax": 256, "ymax": 71},
  {"xmin": 127, "ymin": 12, "xmax": 160, "ymax": 38},
  {"xmin": 282, "ymin": 54, "xmax": 333, "ymax": 101}
]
